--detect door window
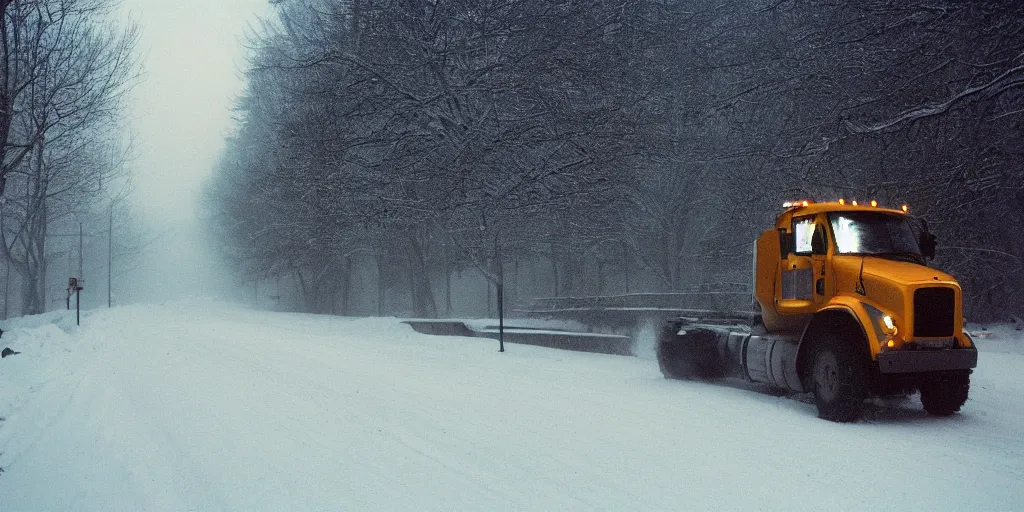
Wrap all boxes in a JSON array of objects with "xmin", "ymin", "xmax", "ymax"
[{"xmin": 794, "ymin": 218, "xmax": 815, "ymax": 254}]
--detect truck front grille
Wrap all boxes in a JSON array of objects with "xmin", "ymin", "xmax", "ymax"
[{"xmin": 913, "ymin": 287, "xmax": 955, "ymax": 338}]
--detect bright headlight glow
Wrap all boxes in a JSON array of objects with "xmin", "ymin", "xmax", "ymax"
[{"xmin": 881, "ymin": 315, "xmax": 898, "ymax": 336}]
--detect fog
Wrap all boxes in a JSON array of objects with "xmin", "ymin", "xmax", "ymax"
[{"xmin": 116, "ymin": 0, "xmax": 271, "ymax": 305}]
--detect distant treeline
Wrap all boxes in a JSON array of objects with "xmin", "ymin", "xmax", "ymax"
[{"xmin": 207, "ymin": 0, "xmax": 1024, "ymax": 321}]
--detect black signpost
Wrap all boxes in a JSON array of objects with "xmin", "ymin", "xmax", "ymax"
[{"xmin": 68, "ymin": 278, "xmax": 84, "ymax": 326}]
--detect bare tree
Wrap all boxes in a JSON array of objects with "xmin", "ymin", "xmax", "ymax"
[
  {"xmin": 208, "ymin": 0, "xmax": 1024, "ymax": 320},
  {"xmin": 0, "ymin": 0, "xmax": 138, "ymax": 315}
]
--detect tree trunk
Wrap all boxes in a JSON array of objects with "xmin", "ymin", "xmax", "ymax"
[
  {"xmin": 550, "ymin": 245, "xmax": 560, "ymax": 297},
  {"xmin": 294, "ymin": 267, "xmax": 312, "ymax": 312},
  {"xmin": 20, "ymin": 251, "xmax": 43, "ymax": 316},
  {"xmin": 36, "ymin": 198, "xmax": 47, "ymax": 312},
  {"xmin": 445, "ymin": 254, "xmax": 452, "ymax": 316},
  {"xmin": 340, "ymin": 254, "xmax": 352, "ymax": 316},
  {"xmin": 486, "ymin": 275, "xmax": 493, "ymax": 317},
  {"xmin": 3, "ymin": 258, "xmax": 10, "ymax": 319},
  {"xmin": 511, "ymin": 255, "xmax": 519, "ymax": 310},
  {"xmin": 406, "ymin": 233, "xmax": 436, "ymax": 318},
  {"xmin": 561, "ymin": 255, "xmax": 582, "ymax": 297},
  {"xmin": 624, "ymin": 247, "xmax": 631, "ymax": 294},
  {"xmin": 19, "ymin": 139, "xmax": 48, "ymax": 315},
  {"xmin": 377, "ymin": 253, "xmax": 384, "ymax": 316}
]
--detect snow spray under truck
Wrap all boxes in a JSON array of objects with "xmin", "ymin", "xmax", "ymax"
[{"xmin": 656, "ymin": 200, "xmax": 978, "ymax": 422}]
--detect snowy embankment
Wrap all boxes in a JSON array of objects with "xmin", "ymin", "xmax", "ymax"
[{"xmin": 1, "ymin": 302, "xmax": 1023, "ymax": 511}]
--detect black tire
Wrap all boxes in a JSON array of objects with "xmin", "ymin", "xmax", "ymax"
[
  {"xmin": 657, "ymin": 321, "xmax": 688, "ymax": 379},
  {"xmin": 809, "ymin": 334, "xmax": 869, "ymax": 422},
  {"xmin": 919, "ymin": 371, "xmax": 970, "ymax": 416},
  {"xmin": 656, "ymin": 322, "xmax": 727, "ymax": 380}
]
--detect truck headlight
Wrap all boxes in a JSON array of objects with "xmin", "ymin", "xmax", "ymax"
[{"xmin": 881, "ymin": 315, "xmax": 898, "ymax": 336}]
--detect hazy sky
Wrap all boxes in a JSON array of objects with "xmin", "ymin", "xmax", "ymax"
[
  {"xmin": 122, "ymin": 0, "xmax": 272, "ymax": 223},
  {"xmin": 115, "ymin": 0, "xmax": 273, "ymax": 303}
]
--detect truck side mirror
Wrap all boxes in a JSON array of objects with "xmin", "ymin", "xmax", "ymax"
[
  {"xmin": 778, "ymin": 228, "xmax": 792, "ymax": 259},
  {"xmin": 920, "ymin": 231, "xmax": 937, "ymax": 260}
]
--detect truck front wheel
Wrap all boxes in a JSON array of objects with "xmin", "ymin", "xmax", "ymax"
[
  {"xmin": 810, "ymin": 334, "xmax": 868, "ymax": 422},
  {"xmin": 919, "ymin": 371, "xmax": 970, "ymax": 416}
]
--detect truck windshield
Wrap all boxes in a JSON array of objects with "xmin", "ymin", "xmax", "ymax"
[{"xmin": 828, "ymin": 211, "xmax": 921, "ymax": 256}]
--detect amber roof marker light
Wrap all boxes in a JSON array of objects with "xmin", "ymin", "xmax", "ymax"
[{"xmin": 783, "ymin": 200, "xmax": 814, "ymax": 209}]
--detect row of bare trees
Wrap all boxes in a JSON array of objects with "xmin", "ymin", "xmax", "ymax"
[
  {"xmin": 0, "ymin": 0, "xmax": 138, "ymax": 317},
  {"xmin": 208, "ymin": 0, "xmax": 1024, "ymax": 321}
]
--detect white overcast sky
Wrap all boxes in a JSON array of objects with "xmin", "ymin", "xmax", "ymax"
[
  {"xmin": 114, "ymin": 0, "xmax": 273, "ymax": 303},
  {"xmin": 121, "ymin": 0, "xmax": 273, "ymax": 223}
]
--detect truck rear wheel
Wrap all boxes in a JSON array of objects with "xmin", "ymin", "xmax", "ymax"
[
  {"xmin": 656, "ymin": 322, "xmax": 726, "ymax": 380},
  {"xmin": 919, "ymin": 371, "xmax": 970, "ymax": 416},
  {"xmin": 809, "ymin": 334, "xmax": 868, "ymax": 422},
  {"xmin": 657, "ymin": 321, "xmax": 688, "ymax": 379}
]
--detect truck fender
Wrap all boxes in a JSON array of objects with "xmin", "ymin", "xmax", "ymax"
[{"xmin": 795, "ymin": 306, "xmax": 872, "ymax": 386}]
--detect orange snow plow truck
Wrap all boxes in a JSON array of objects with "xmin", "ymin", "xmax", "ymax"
[{"xmin": 656, "ymin": 200, "xmax": 978, "ymax": 422}]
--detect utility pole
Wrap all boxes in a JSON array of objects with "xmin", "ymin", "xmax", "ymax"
[
  {"xmin": 78, "ymin": 222, "xmax": 83, "ymax": 326},
  {"xmin": 108, "ymin": 203, "xmax": 112, "ymax": 308},
  {"xmin": 78, "ymin": 222, "xmax": 83, "ymax": 280}
]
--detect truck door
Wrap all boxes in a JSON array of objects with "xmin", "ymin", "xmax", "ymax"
[{"xmin": 777, "ymin": 214, "xmax": 829, "ymax": 314}]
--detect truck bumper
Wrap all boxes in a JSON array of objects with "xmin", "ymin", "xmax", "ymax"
[{"xmin": 877, "ymin": 348, "xmax": 978, "ymax": 374}]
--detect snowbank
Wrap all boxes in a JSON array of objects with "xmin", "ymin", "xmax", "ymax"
[{"xmin": 0, "ymin": 310, "xmax": 80, "ymax": 423}]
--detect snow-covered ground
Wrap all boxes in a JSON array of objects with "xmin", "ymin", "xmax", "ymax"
[{"xmin": 1, "ymin": 302, "xmax": 1022, "ymax": 511}]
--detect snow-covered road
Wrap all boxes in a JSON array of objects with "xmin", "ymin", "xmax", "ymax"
[{"xmin": 1, "ymin": 302, "xmax": 1023, "ymax": 511}]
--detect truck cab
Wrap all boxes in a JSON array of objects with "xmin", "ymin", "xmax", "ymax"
[{"xmin": 758, "ymin": 202, "xmax": 975, "ymax": 359}]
